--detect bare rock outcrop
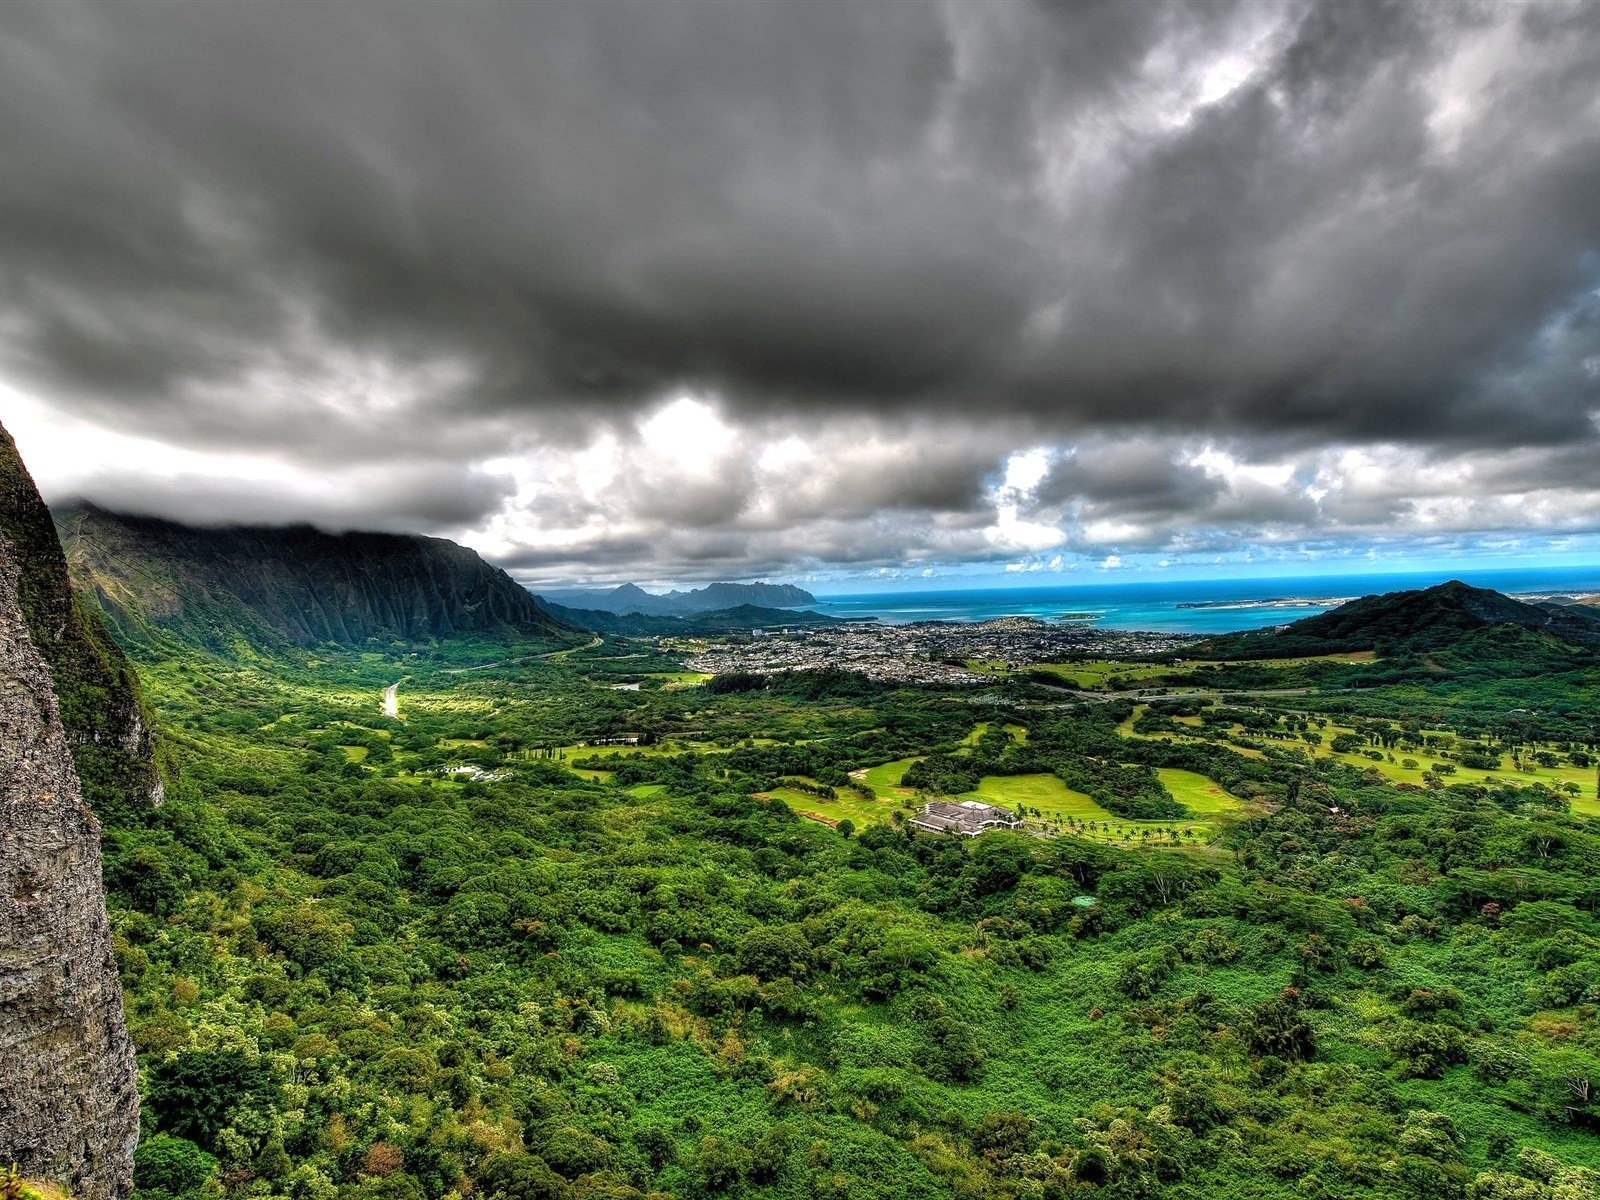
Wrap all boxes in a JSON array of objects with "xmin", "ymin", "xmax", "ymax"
[
  {"xmin": 0, "ymin": 516, "xmax": 138, "ymax": 1193},
  {"xmin": 1, "ymin": 424, "xmax": 163, "ymax": 817}
]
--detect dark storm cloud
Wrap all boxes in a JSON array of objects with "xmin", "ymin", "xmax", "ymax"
[
  {"xmin": 64, "ymin": 460, "xmax": 515, "ymax": 534},
  {"xmin": 1034, "ymin": 442, "xmax": 1225, "ymax": 521},
  {"xmin": 4, "ymin": 0, "xmax": 1597, "ymax": 449},
  {"xmin": 4, "ymin": 0, "xmax": 1600, "ymax": 579}
]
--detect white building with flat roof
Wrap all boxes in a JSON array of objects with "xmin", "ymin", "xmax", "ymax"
[{"xmin": 910, "ymin": 799, "xmax": 1022, "ymax": 837}]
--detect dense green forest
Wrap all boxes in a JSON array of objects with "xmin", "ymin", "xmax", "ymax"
[{"xmin": 96, "ymin": 618, "xmax": 1600, "ymax": 1200}]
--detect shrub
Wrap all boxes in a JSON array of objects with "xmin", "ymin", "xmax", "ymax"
[
  {"xmin": 132, "ymin": 1135, "xmax": 216, "ymax": 1197},
  {"xmin": 735, "ymin": 925, "xmax": 813, "ymax": 981},
  {"xmin": 145, "ymin": 1050, "xmax": 277, "ymax": 1150},
  {"xmin": 477, "ymin": 1152, "xmax": 565, "ymax": 1200},
  {"xmin": 691, "ymin": 1136, "xmax": 747, "ymax": 1192},
  {"xmin": 1239, "ymin": 992, "xmax": 1316, "ymax": 1060}
]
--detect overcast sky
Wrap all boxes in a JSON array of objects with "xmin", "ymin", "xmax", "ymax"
[{"xmin": 4, "ymin": 0, "xmax": 1600, "ymax": 589}]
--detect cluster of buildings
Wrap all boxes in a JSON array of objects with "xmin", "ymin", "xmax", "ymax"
[{"xmin": 680, "ymin": 618, "xmax": 1193, "ymax": 686}]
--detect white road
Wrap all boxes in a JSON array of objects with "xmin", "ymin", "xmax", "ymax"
[{"xmin": 383, "ymin": 682, "xmax": 399, "ymax": 719}]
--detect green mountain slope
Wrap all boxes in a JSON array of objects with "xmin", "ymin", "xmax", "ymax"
[
  {"xmin": 56, "ymin": 504, "xmax": 580, "ymax": 656},
  {"xmin": 1196, "ymin": 580, "xmax": 1600, "ymax": 659}
]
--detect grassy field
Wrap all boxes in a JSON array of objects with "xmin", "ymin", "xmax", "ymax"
[
  {"xmin": 757, "ymin": 785, "xmax": 906, "ymax": 829},
  {"xmin": 1300, "ymin": 740, "xmax": 1600, "ymax": 801},
  {"xmin": 855, "ymin": 756, "xmax": 925, "ymax": 800},
  {"xmin": 1116, "ymin": 702, "xmax": 1600, "ymax": 809},
  {"xmin": 1029, "ymin": 661, "xmax": 1177, "ymax": 689},
  {"xmin": 1156, "ymin": 767, "xmax": 1248, "ymax": 814},
  {"xmin": 642, "ymin": 671, "xmax": 714, "ymax": 688},
  {"xmin": 960, "ymin": 772, "xmax": 1247, "ymax": 848},
  {"xmin": 961, "ymin": 721, "xmax": 1029, "ymax": 746},
  {"xmin": 831, "ymin": 759, "xmax": 1252, "ymax": 847},
  {"xmin": 1212, "ymin": 650, "xmax": 1377, "ymax": 667},
  {"xmin": 962, "ymin": 773, "xmax": 1105, "ymax": 817},
  {"xmin": 1030, "ymin": 650, "xmax": 1378, "ymax": 691}
]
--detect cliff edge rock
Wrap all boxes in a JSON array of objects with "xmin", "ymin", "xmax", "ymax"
[
  {"xmin": 1, "ymin": 424, "xmax": 162, "ymax": 817},
  {"xmin": 0, "ymin": 510, "xmax": 139, "ymax": 1196}
]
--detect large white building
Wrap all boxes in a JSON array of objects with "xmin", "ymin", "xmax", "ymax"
[{"xmin": 910, "ymin": 799, "xmax": 1022, "ymax": 837}]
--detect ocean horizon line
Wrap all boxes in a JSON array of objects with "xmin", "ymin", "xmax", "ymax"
[{"xmin": 801, "ymin": 564, "xmax": 1600, "ymax": 634}]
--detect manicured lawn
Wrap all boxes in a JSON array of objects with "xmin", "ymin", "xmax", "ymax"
[
  {"xmin": 1222, "ymin": 650, "xmax": 1377, "ymax": 667},
  {"xmin": 834, "ymin": 764, "xmax": 1246, "ymax": 848},
  {"xmin": 962, "ymin": 773, "xmax": 1107, "ymax": 817},
  {"xmin": 644, "ymin": 671, "xmax": 714, "ymax": 688},
  {"xmin": 555, "ymin": 738, "xmax": 719, "ymax": 763},
  {"xmin": 1156, "ymin": 767, "xmax": 1247, "ymax": 814},
  {"xmin": 856, "ymin": 756, "xmax": 925, "ymax": 799},
  {"xmin": 1036, "ymin": 650, "xmax": 1377, "ymax": 692},
  {"xmin": 1030, "ymin": 661, "xmax": 1176, "ymax": 690},
  {"xmin": 961, "ymin": 771, "xmax": 1248, "ymax": 848},
  {"xmin": 959, "ymin": 721, "xmax": 1028, "ymax": 748},
  {"xmin": 758, "ymin": 785, "xmax": 907, "ymax": 829},
  {"xmin": 1119, "ymin": 702, "xmax": 1600, "ymax": 810}
]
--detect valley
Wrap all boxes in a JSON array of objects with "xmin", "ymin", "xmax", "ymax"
[
  {"xmin": 75, "ymin": 542, "xmax": 1600, "ymax": 1200},
  {"xmin": 12, "ymin": 452, "xmax": 1600, "ymax": 1200},
  {"xmin": 8, "ymin": 9, "xmax": 1600, "ymax": 1200}
]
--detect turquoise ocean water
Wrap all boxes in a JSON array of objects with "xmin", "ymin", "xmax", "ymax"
[{"xmin": 805, "ymin": 567, "xmax": 1600, "ymax": 635}]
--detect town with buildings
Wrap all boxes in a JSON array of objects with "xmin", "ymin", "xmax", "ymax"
[{"xmin": 678, "ymin": 616, "xmax": 1197, "ymax": 685}]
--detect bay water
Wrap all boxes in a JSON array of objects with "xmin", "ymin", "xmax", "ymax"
[{"xmin": 805, "ymin": 566, "xmax": 1600, "ymax": 634}]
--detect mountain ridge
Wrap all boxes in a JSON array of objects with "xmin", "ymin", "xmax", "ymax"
[
  {"xmin": 56, "ymin": 504, "xmax": 580, "ymax": 655},
  {"xmin": 544, "ymin": 579, "xmax": 817, "ymax": 617},
  {"xmin": 1194, "ymin": 578, "xmax": 1600, "ymax": 658},
  {"xmin": 534, "ymin": 597, "xmax": 849, "ymax": 635}
]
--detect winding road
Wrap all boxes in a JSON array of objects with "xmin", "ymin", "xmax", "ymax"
[
  {"xmin": 383, "ymin": 681, "xmax": 399, "ymax": 719},
  {"xmin": 439, "ymin": 635, "xmax": 605, "ymax": 674}
]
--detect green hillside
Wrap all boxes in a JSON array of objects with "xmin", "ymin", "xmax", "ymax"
[
  {"xmin": 56, "ymin": 504, "xmax": 580, "ymax": 657},
  {"xmin": 1196, "ymin": 580, "xmax": 1600, "ymax": 659},
  {"xmin": 83, "ymin": 588, "xmax": 1600, "ymax": 1200}
]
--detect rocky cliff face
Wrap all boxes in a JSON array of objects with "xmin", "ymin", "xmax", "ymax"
[
  {"xmin": 1, "ymin": 426, "xmax": 162, "ymax": 818},
  {"xmin": 0, "ymin": 517, "xmax": 139, "ymax": 1196},
  {"xmin": 56, "ymin": 503, "xmax": 578, "ymax": 654}
]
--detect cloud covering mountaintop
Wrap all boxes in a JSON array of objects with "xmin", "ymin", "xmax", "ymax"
[{"xmin": 3, "ymin": 0, "xmax": 1599, "ymax": 584}]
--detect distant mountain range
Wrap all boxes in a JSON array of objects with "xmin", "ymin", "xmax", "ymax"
[
  {"xmin": 51, "ymin": 506, "xmax": 841, "ymax": 653},
  {"xmin": 76, "ymin": 503, "xmax": 1593, "ymax": 664},
  {"xmin": 536, "ymin": 598, "xmax": 844, "ymax": 636},
  {"xmin": 55, "ymin": 504, "xmax": 579, "ymax": 654},
  {"xmin": 542, "ymin": 580, "xmax": 817, "ymax": 617},
  {"xmin": 1194, "ymin": 579, "xmax": 1600, "ymax": 658}
]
